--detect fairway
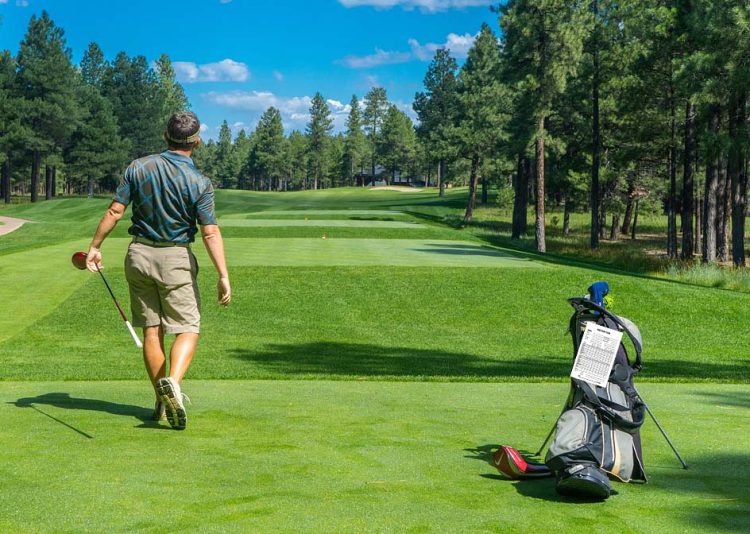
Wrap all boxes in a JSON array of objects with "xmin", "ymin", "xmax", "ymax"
[{"xmin": 1, "ymin": 188, "xmax": 749, "ymax": 533}]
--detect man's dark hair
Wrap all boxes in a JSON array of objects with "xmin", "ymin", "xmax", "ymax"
[{"xmin": 164, "ymin": 111, "xmax": 201, "ymax": 150}]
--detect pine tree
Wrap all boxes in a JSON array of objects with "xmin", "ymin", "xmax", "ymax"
[
  {"xmin": 500, "ymin": 0, "xmax": 590, "ymax": 252},
  {"xmin": 306, "ymin": 92, "xmax": 333, "ymax": 190},
  {"xmin": 362, "ymin": 87, "xmax": 389, "ymax": 184},
  {"xmin": 456, "ymin": 23, "xmax": 511, "ymax": 224},
  {"xmin": 155, "ymin": 54, "xmax": 190, "ymax": 121},
  {"xmin": 343, "ymin": 95, "xmax": 365, "ymax": 186},
  {"xmin": 80, "ymin": 42, "xmax": 107, "ymax": 89},
  {"xmin": 16, "ymin": 11, "xmax": 80, "ymax": 202},
  {"xmin": 214, "ymin": 120, "xmax": 238, "ymax": 188},
  {"xmin": 414, "ymin": 48, "xmax": 459, "ymax": 197},
  {"xmin": 379, "ymin": 105, "xmax": 417, "ymax": 184},
  {"xmin": 248, "ymin": 107, "xmax": 285, "ymax": 191}
]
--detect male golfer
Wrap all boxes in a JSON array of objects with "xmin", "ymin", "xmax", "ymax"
[{"xmin": 85, "ymin": 111, "xmax": 231, "ymax": 430}]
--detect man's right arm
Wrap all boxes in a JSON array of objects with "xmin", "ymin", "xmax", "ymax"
[{"xmin": 201, "ymin": 224, "xmax": 231, "ymax": 306}]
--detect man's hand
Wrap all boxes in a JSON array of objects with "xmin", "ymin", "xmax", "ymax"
[
  {"xmin": 217, "ymin": 277, "xmax": 231, "ymax": 306},
  {"xmin": 86, "ymin": 247, "xmax": 102, "ymax": 272}
]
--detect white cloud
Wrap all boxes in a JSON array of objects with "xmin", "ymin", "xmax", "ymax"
[
  {"xmin": 338, "ymin": 32, "xmax": 476, "ymax": 69},
  {"xmin": 408, "ymin": 32, "xmax": 476, "ymax": 60},
  {"xmin": 199, "ymin": 123, "xmax": 209, "ymax": 133},
  {"xmin": 173, "ymin": 59, "xmax": 250, "ymax": 83},
  {"xmin": 273, "ymin": 70, "xmax": 284, "ymax": 82},
  {"xmin": 204, "ymin": 90, "xmax": 360, "ymax": 132},
  {"xmin": 338, "ymin": 49, "xmax": 412, "ymax": 69},
  {"xmin": 16, "ymin": 0, "xmax": 30, "ymax": 6},
  {"xmin": 338, "ymin": 0, "xmax": 493, "ymax": 13}
]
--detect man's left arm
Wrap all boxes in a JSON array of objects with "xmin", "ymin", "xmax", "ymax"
[{"xmin": 86, "ymin": 201, "xmax": 127, "ymax": 272}]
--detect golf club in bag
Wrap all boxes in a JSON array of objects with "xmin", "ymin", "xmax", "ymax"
[
  {"xmin": 494, "ymin": 282, "xmax": 687, "ymax": 499},
  {"xmin": 71, "ymin": 251, "xmax": 143, "ymax": 348}
]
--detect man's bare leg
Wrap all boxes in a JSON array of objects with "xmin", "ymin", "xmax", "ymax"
[
  {"xmin": 169, "ymin": 332, "xmax": 199, "ymax": 384},
  {"xmin": 143, "ymin": 325, "xmax": 166, "ymax": 393}
]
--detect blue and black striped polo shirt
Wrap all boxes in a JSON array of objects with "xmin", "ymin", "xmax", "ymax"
[{"xmin": 114, "ymin": 151, "xmax": 217, "ymax": 243}]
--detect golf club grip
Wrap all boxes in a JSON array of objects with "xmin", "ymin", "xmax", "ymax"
[{"xmin": 125, "ymin": 321, "xmax": 143, "ymax": 348}]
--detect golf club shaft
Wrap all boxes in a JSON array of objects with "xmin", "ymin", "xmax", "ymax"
[
  {"xmin": 535, "ymin": 421, "xmax": 557, "ymax": 456},
  {"xmin": 96, "ymin": 267, "xmax": 143, "ymax": 349}
]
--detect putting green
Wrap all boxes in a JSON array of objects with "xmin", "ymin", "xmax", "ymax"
[
  {"xmin": 0, "ymin": 381, "xmax": 746, "ymax": 532},
  {"xmin": 226, "ymin": 210, "xmax": 405, "ymax": 217},
  {"xmin": 216, "ymin": 238, "xmax": 540, "ymax": 267},
  {"xmin": 218, "ymin": 219, "xmax": 424, "ymax": 228}
]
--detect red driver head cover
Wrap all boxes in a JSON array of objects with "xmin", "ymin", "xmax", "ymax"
[{"xmin": 492, "ymin": 446, "xmax": 552, "ymax": 479}]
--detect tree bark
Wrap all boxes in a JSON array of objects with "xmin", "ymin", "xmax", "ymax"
[
  {"xmin": 729, "ymin": 90, "xmax": 747, "ymax": 267},
  {"xmin": 631, "ymin": 199, "xmax": 639, "ymax": 240},
  {"xmin": 667, "ymin": 84, "xmax": 677, "ymax": 259},
  {"xmin": 563, "ymin": 197, "xmax": 571, "ymax": 237},
  {"xmin": 52, "ymin": 166, "xmax": 57, "ymax": 197},
  {"xmin": 535, "ymin": 122, "xmax": 546, "ymax": 253},
  {"xmin": 463, "ymin": 154, "xmax": 480, "ymax": 224},
  {"xmin": 45, "ymin": 165, "xmax": 53, "ymax": 201},
  {"xmin": 590, "ymin": 6, "xmax": 601, "ymax": 250},
  {"xmin": 438, "ymin": 159, "xmax": 446, "ymax": 197},
  {"xmin": 31, "ymin": 151, "xmax": 40, "ymax": 203},
  {"xmin": 2, "ymin": 159, "xmax": 10, "ymax": 204},
  {"xmin": 703, "ymin": 105, "xmax": 720, "ymax": 263},
  {"xmin": 621, "ymin": 184, "xmax": 635, "ymax": 235},
  {"xmin": 609, "ymin": 214, "xmax": 621, "ymax": 241},
  {"xmin": 681, "ymin": 100, "xmax": 696, "ymax": 259},
  {"xmin": 512, "ymin": 155, "xmax": 529, "ymax": 239},
  {"xmin": 481, "ymin": 176, "xmax": 488, "ymax": 205},
  {"xmin": 718, "ymin": 159, "xmax": 731, "ymax": 262}
]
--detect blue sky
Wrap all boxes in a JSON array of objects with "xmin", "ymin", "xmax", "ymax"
[{"xmin": 0, "ymin": 0, "xmax": 498, "ymax": 140}]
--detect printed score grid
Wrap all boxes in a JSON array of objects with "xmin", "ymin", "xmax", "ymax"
[{"xmin": 570, "ymin": 322, "xmax": 623, "ymax": 388}]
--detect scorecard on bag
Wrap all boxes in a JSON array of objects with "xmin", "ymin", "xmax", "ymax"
[{"xmin": 570, "ymin": 322, "xmax": 623, "ymax": 388}]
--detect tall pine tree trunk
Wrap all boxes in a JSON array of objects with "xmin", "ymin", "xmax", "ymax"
[
  {"xmin": 681, "ymin": 100, "xmax": 696, "ymax": 259},
  {"xmin": 512, "ymin": 154, "xmax": 529, "ymax": 239},
  {"xmin": 481, "ymin": 176, "xmax": 488, "ymax": 205},
  {"xmin": 463, "ymin": 154, "xmax": 480, "ymax": 224},
  {"xmin": 438, "ymin": 159, "xmax": 446, "ymax": 197},
  {"xmin": 2, "ymin": 159, "xmax": 10, "ymax": 204},
  {"xmin": 535, "ymin": 119, "xmax": 546, "ymax": 253},
  {"xmin": 631, "ymin": 199, "xmax": 640, "ymax": 240},
  {"xmin": 45, "ymin": 165, "xmax": 53, "ymax": 201},
  {"xmin": 31, "ymin": 151, "xmax": 40, "ymax": 203},
  {"xmin": 590, "ymin": 9, "xmax": 601, "ymax": 250},
  {"xmin": 718, "ymin": 159, "xmax": 731, "ymax": 262},
  {"xmin": 563, "ymin": 196, "xmax": 571, "ymax": 237},
  {"xmin": 52, "ymin": 166, "xmax": 57, "ymax": 197},
  {"xmin": 729, "ymin": 90, "xmax": 747, "ymax": 267},
  {"xmin": 703, "ymin": 104, "xmax": 720, "ymax": 263},
  {"xmin": 620, "ymin": 184, "xmax": 635, "ymax": 235},
  {"xmin": 667, "ymin": 84, "xmax": 677, "ymax": 258},
  {"xmin": 609, "ymin": 214, "xmax": 621, "ymax": 241}
]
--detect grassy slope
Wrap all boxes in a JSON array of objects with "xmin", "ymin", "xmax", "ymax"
[{"xmin": 1, "ymin": 381, "xmax": 747, "ymax": 533}]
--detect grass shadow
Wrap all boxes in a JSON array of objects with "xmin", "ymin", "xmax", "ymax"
[
  {"xmin": 230, "ymin": 342, "xmax": 750, "ymax": 381},
  {"xmin": 11, "ymin": 392, "xmax": 153, "ymax": 423}
]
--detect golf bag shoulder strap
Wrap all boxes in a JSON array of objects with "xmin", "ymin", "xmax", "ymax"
[
  {"xmin": 568, "ymin": 297, "xmax": 642, "ymax": 369},
  {"xmin": 573, "ymin": 378, "xmax": 645, "ymax": 433}
]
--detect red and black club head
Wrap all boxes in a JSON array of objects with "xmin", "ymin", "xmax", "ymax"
[{"xmin": 71, "ymin": 251, "xmax": 88, "ymax": 270}]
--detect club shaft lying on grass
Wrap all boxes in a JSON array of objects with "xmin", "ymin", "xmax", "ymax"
[{"xmin": 96, "ymin": 267, "xmax": 142, "ymax": 349}]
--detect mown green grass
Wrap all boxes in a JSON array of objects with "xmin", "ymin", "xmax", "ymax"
[
  {"xmin": 1, "ymin": 187, "xmax": 749, "ymax": 533},
  {"xmin": 1, "ymin": 381, "xmax": 747, "ymax": 533}
]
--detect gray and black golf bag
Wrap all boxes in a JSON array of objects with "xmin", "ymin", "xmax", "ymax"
[{"xmin": 544, "ymin": 297, "xmax": 647, "ymax": 499}]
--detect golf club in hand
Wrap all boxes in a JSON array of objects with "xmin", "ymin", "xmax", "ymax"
[{"xmin": 71, "ymin": 251, "xmax": 143, "ymax": 348}]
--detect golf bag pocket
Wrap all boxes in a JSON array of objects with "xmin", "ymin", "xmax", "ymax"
[{"xmin": 545, "ymin": 407, "xmax": 604, "ymax": 469}]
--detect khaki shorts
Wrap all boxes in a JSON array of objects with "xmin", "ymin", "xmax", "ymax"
[{"xmin": 124, "ymin": 242, "xmax": 201, "ymax": 334}]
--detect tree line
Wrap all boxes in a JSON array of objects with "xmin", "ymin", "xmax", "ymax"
[
  {"xmin": 2, "ymin": 4, "xmax": 749, "ymax": 266},
  {"xmin": 0, "ymin": 11, "xmax": 188, "ymax": 202}
]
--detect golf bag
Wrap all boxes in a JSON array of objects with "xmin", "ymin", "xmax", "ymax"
[{"xmin": 544, "ymin": 296, "xmax": 647, "ymax": 499}]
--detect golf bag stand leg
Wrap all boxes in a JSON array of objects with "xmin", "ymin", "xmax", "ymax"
[{"xmin": 636, "ymin": 387, "xmax": 689, "ymax": 470}]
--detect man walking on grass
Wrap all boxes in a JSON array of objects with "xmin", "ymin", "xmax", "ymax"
[{"xmin": 85, "ymin": 111, "xmax": 231, "ymax": 430}]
